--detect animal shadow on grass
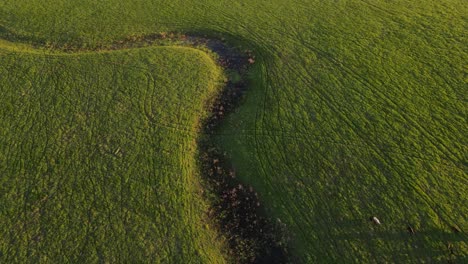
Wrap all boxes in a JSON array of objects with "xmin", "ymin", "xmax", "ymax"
[{"xmin": 332, "ymin": 219, "xmax": 466, "ymax": 262}]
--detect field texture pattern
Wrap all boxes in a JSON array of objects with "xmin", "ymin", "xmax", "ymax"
[{"xmin": 0, "ymin": 0, "xmax": 467, "ymax": 263}]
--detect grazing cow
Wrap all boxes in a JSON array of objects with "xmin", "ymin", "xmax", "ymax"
[
  {"xmin": 407, "ymin": 225, "xmax": 415, "ymax": 235},
  {"xmin": 370, "ymin": 216, "xmax": 381, "ymax": 225}
]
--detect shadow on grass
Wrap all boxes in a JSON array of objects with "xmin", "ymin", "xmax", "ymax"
[{"xmin": 330, "ymin": 217, "xmax": 467, "ymax": 262}]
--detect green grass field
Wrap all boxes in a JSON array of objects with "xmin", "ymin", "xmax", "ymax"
[
  {"xmin": 1, "ymin": 0, "xmax": 467, "ymax": 263},
  {"xmin": 0, "ymin": 44, "xmax": 229, "ymax": 262}
]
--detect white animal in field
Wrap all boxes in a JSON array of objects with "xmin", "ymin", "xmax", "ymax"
[{"xmin": 370, "ymin": 216, "xmax": 381, "ymax": 225}]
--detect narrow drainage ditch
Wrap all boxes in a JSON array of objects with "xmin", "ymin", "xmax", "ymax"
[
  {"xmin": 0, "ymin": 29, "xmax": 291, "ymax": 263},
  {"xmin": 111, "ymin": 33, "xmax": 291, "ymax": 264},
  {"xmin": 191, "ymin": 36, "xmax": 290, "ymax": 264}
]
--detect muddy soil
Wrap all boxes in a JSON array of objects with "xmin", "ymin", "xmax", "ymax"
[{"xmin": 193, "ymin": 37, "xmax": 290, "ymax": 264}]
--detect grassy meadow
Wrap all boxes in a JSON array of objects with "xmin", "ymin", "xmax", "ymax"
[
  {"xmin": 0, "ymin": 0, "xmax": 467, "ymax": 262},
  {"xmin": 0, "ymin": 44, "xmax": 227, "ymax": 262}
]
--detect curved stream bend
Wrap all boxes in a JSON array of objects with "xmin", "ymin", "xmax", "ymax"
[
  {"xmin": 0, "ymin": 29, "xmax": 290, "ymax": 263},
  {"xmin": 190, "ymin": 36, "xmax": 289, "ymax": 264},
  {"xmin": 92, "ymin": 33, "xmax": 291, "ymax": 263}
]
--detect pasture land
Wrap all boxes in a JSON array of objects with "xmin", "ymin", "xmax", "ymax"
[
  {"xmin": 0, "ymin": 44, "xmax": 227, "ymax": 263},
  {"xmin": 1, "ymin": 0, "xmax": 467, "ymax": 262}
]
